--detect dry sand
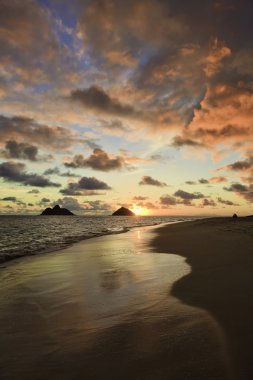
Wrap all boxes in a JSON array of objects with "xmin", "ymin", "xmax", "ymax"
[{"xmin": 152, "ymin": 217, "xmax": 253, "ymax": 380}]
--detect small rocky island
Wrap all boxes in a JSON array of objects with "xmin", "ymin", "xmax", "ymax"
[
  {"xmin": 112, "ymin": 207, "xmax": 135, "ymax": 216},
  {"xmin": 41, "ymin": 204, "xmax": 74, "ymax": 215}
]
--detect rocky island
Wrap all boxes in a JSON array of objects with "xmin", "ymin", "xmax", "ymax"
[
  {"xmin": 112, "ymin": 207, "xmax": 135, "ymax": 216},
  {"xmin": 41, "ymin": 204, "xmax": 74, "ymax": 215}
]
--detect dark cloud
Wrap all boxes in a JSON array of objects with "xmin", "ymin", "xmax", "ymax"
[
  {"xmin": 187, "ymin": 177, "xmax": 227, "ymax": 185},
  {"xmin": 160, "ymin": 191, "xmax": 202, "ymax": 207},
  {"xmin": 3, "ymin": 140, "xmax": 38, "ymax": 161},
  {"xmin": 60, "ymin": 176, "xmax": 111, "ymax": 196},
  {"xmin": 60, "ymin": 171, "xmax": 81, "ymax": 178},
  {"xmin": 224, "ymin": 183, "xmax": 248, "ymax": 193},
  {"xmin": 43, "ymin": 167, "xmax": 61, "ymax": 176},
  {"xmin": 225, "ymin": 157, "xmax": 253, "ymax": 171},
  {"xmin": 41, "ymin": 198, "xmax": 50, "ymax": 203},
  {"xmin": 43, "ymin": 167, "xmax": 81, "ymax": 177},
  {"xmin": 27, "ymin": 189, "xmax": 40, "ymax": 194},
  {"xmin": 73, "ymin": 176, "xmax": 111, "ymax": 190},
  {"xmin": 133, "ymin": 196, "xmax": 148, "ymax": 201},
  {"xmin": 1, "ymin": 196, "xmax": 26, "ymax": 207},
  {"xmin": 171, "ymin": 136, "xmax": 205, "ymax": 148},
  {"xmin": 174, "ymin": 189, "xmax": 205, "ymax": 200},
  {"xmin": 52, "ymin": 197, "xmax": 84, "ymax": 212},
  {"xmin": 65, "ymin": 149, "xmax": 125, "ymax": 171},
  {"xmin": 224, "ymin": 182, "xmax": 253, "ymax": 202},
  {"xmin": 139, "ymin": 176, "xmax": 167, "ymax": 187},
  {"xmin": 77, "ymin": 0, "xmax": 180, "ymax": 67},
  {"xmin": 0, "ymin": 0, "xmax": 59, "ymax": 82},
  {"xmin": 53, "ymin": 197, "xmax": 112, "ymax": 214},
  {"xmin": 193, "ymin": 125, "xmax": 251, "ymax": 140},
  {"xmin": 0, "ymin": 161, "xmax": 61, "ymax": 187},
  {"xmin": 217, "ymin": 197, "xmax": 238, "ymax": 206},
  {"xmin": 1, "ymin": 197, "xmax": 17, "ymax": 202},
  {"xmin": 82, "ymin": 200, "xmax": 112, "ymax": 213},
  {"xmin": 99, "ymin": 119, "xmax": 129, "ymax": 133},
  {"xmin": 0, "ymin": 115, "xmax": 95, "ymax": 151},
  {"xmin": 37, "ymin": 197, "xmax": 51, "ymax": 206},
  {"xmin": 202, "ymin": 198, "xmax": 217, "ymax": 207},
  {"xmin": 199, "ymin": 178, "xmax": 209, "ymax": 184},
  {"xmin": 134, "ymin": 201, "xmax": 156, "ymax": 209},
  {"xmin": 160, "ymin": 195, "xmax": 177, "ymax": 206},
  {"xmin": 75, "ymin": 0, "xmax": 253, "ymax": 151},
  {"xmin": 70, "ymin": 86, "xmax": 141, "ymax": 118}
]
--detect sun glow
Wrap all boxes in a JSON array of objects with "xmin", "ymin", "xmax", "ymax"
[{"xmin": 132, "ymin": 207, "xmax": 149, "ymax": 216}]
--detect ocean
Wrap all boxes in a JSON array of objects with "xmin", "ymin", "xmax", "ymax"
[{"xmin": 0, "ymin": 215, "xmax": 194, "ymax": 263}]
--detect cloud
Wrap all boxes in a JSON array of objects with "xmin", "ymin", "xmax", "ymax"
[
  {"xmin": 3, "ymin": 140, "xmax": 38, "ymax": 161},
  {"xmin": 199, "ymin": 178, "xmax": 209, "ymax": 184},
  {"xmin": 70, "ymin": 86, "xmax": 141, "ymax": 119},
  {"xmin": 187, "ymin": 177, "xmax": 227, "ymax": 185},
  {"xmin": 139, "ymin": 176, "xmax": 167, "ymax": 187},
  {"xmin": 43, "ymin": 167, "xmax": 61, "ymax": 176},
  {"xmin": 210, "ymin": 176, "xmax": 227, "ymax": 183},
  {"xmin": 160, "ymin": 195, "xmax": 177, "ymax": 206},
  {"xmin": 60, "ymin": 176, "xmax": 111, "ymax": 195},
  {"xmin": 174, "ymin": 189, "xmax": 205, "ymax": 200},
  {"xmin": 171, "ymin": 136, "xmax": 206, "ymax": 149},
  {"xmin": 134, "ymin": 201, "xmax": 157, "ymax": 209},
  {"xmin": 82, "ymin": 200, "xmax": 112, "ymax": 213},
  {"xmin": 1, "ymin": 0, "xmax": 253, "ymax": 213},
  {"xmin": 0, "ymin": 115, "xmax": 94, "ymax": 151},
  {"xmin": 41, "ymin": 198, "xmax": 50, "ymax": 203},
  {"xmin": 217, "ymin": 197, "xmax": 238, "ymax": 206},
  {"xmin": 53, "ymin": 197, "xmax": 112, "ymax": 214},
  {"xmin": 37, "ymin": 197, "xmax": 51, "ymax": 206},
  {"xmin": 219, "ymin": 156, "xmax": 253, "ymax": 184},
  {"xmin": 224, "ymin": 183, "xmax": 248, "ymax": 193},
  {"xmin": 0, "ymin": 161, "xmax": 61, "ymax": 187},
  {"xmin": 160, "ymin": 192, "xmax": 198, "ymax": 207},
  {"xmin": 0, "ymin": 196, "xmax": 26, "ymax": 207},
  {"xmin": 65, "ymin": 148, "xmax": 126, "ymax": 171},
  {"xmin": 133, "ymin": 196, "xmax": 148, "ymax": 201},
  {"xmin": 0, "ymin": 0, "xmax": 60, "ymax": 83},
  {"xmin": 43, "ymin": 167, "xmax": 81, "ymax": 177},
  {"xmin": 1, "ymin": 196, "xmax": 17, "ymax": 202},
  {"xmin": 60, "ymin": 171, "xmax": 81, "ymax": 178},
  {"xmin": 224, "ymin": 156, "xmax": 253, "ymax": 172},
  {"xmin": 27, "ymin": 189, "xmax": 40, "ymax": 194},
  {"xmin": 201, "ymin": 198, "xmax": 217, "ymax": 207},
  {"xmin": 77, "ymin": 0, "xmax": 183, "ymax": 68},
  {"xmin": 224, "ymin": 182, "xmax": 253, "ymax": 202},
  {"xmin": 52, "ymin": 197, "xmax": 85, "ymax": 212}
]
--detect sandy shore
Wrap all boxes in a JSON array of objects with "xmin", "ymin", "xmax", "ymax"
[
  {"xmin": 152, "ymin": 217, "xmax": 253, "ymax": 380},
  {"xmin": 0, "ymin": 223, "xmax": 232, "ymax": 380}
]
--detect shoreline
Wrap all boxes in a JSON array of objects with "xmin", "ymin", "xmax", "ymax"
[
  {"xmin": 151, "ymin": 217, "xmax": 253, "ymax": 380},
  {"xmin": 0, "ymin": 217, "xmax": 179, "ymax": 266},
  {"xmin": 0, "ymin": 222, "xmax": 232, "ymax": 380}
]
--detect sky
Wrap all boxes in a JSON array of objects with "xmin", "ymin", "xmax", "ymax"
[{"xmin": 0, "ymin": 0, "xmax": 253, "ymax": 216}]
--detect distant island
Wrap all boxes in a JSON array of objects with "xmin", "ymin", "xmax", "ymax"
[
  {"xmin": 112, "ymin": 207, "xmax": 135, "ymax": 216},
  {"xmin": 41, "ymin": 204, "xmax": 74, "ymax": 215}
]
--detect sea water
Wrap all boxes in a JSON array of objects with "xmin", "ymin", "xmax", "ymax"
[{"xmin": 0, "ymin": 215, "xmax": 194, "ymax": 263}]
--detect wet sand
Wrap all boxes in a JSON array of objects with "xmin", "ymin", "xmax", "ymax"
[
  {"xmin": 152, "ymin": 217, "xmax": 253, "ymax": 380},
  {"xmin": 0, "ymin": 224, "xmax": 232, "ymax": 380}
]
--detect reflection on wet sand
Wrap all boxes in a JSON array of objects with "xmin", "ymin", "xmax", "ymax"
[{"xmin": 0, "ymin": 226, "xmax": 232, "ymax": 380}]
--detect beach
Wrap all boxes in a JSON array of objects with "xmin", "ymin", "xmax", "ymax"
[
  {"xmin": 152, "ymin": 217, "xmax": 253, "ymax": 380},
  {"xmin": 0, "ymin": 222, "xmax": 234, "ymax": 380}
]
